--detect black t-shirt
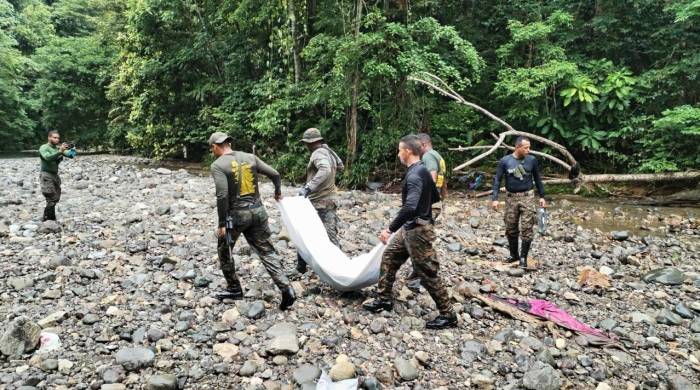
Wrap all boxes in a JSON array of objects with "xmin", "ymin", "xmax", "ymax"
[
  {"xmin": 492, "ymin": 154, "xmax": 545, "ymax": 200},
  {"xmin": 388, "ymin": 161, "xmax": 440, "ymax": 232}
]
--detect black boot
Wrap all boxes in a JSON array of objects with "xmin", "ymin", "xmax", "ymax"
[
  {"xmin": 362, "ymin": 298, "xmax": 393, "ymax": 313},
  {"xmin": 296, "ymin": 253, "xmax": 307, "ymax": 274},
  {"xmin": 426, "ymin": 312, "xmax": 458, "ymax": 329},
  {"xmin": 215, "ymin": 278, "xmax": 244, "ymax": 300},
  {"xmin": 520, "ymin": 240, "xmax": 532, "ymax": 269},
  {"xmin": 280, "ymin": 286, "xmax": 296, "ymax": 311},
  {"xmin": 506, "ymin": 234, "xmax": 519, "ymax": 263},
  {"xmin": 43, "ymin": 205, "xmax": 56, "ymax": 221}
]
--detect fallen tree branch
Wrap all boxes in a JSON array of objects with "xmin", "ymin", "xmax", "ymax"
[
  {"xmin": 543, "ymin": 171, "xmax": 700, "ymax": 184},
  {"xmin": 451, "ymin": 144, "xmax": 572, "ymax": 171},
  {"xmin": 408, "ymin": 72, "xmax": 578, "ymax": 172}
]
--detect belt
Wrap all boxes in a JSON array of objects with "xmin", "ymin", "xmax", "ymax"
[
  {"xmin": 506, "ymin": 190, "xmax": 534, "ymax": 197},
  {"xmin": 231, "ymin": 202, "xmax": 261, "ymax": 210}
]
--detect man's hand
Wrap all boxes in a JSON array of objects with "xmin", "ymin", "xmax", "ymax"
[
  {"xmin": 378, "ymin": 229, "xmax": 391, "ymax": 245},
  {"xmin": 539, "ymin": 198, "xmax": 547, "ymax": 208},
  {"xmin": 59, "ymin": 143, "xmax": 69, "ymax": 152},
  {"xmin": 217, "ymin": 227, "xmax": 226, "ymax": 238},
  {"xmin": 297, "ymin": 185, "xmax": 311, "ymax": 198},
  {"xmin": 275, "ymin": 191, "xmax": 283, "ymax": 202},
  {"xmin": 491, "ymin": 200, "xmax": 499, "ymax": 210}
]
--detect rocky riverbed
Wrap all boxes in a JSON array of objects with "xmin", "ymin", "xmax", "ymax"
[{"xmin": 1, "ymin": 155, "xmax": 699, "ymax": 390}]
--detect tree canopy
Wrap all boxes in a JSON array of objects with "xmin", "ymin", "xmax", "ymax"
[{"xmin": 2, "ymin": 0, "xmax": 699, "ymax": 182}]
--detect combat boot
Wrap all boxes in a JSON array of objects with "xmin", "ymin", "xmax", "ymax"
[
  {"xmin": 215, "ymin": 278, "xmax": 244, "ymax": 300},
  {"xmin": 506, "ymin": 234, "xmax": 519, "ymax": 263},
  {"xmin": 426, "ymin": 312, "xmax": 458, "ymax": 329},
  {"xmin": 279, "ymin": 286, "xmax": 296, "ymax": 311},
  {"xmin": 520, "ymin": 240, "xmax": 532, "ymax": 269},
  {"xmin": 362, "ymin": 298, "xmax": 393, "ymax": 313}
]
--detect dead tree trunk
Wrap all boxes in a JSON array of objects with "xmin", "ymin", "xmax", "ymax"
[{"xmin": 345, "ymin": 0, "xmax": 363, "ymax": 169}]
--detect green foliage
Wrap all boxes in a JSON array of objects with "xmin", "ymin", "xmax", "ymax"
[{"xmin": 1, "ymin": 0, "xmax": 698, "ymax": 181}]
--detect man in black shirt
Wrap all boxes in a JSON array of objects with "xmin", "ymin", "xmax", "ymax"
[
  {"xmin": 491, "ymin": 136, "xmax": 546, "ymax": 268},
  {"xmin": 363, "ymin": 135, "xmax": 457, "ymax": 329}
]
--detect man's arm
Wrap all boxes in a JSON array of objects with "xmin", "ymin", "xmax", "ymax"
[
  {"xmin": 491, "ymin": 158, "xmax": 505, "ymax": 201},
  {"xmin": 39, "ymin": 145, "xmax": 63, "ymax": 162},
  {"xmin": 388, "ymin": 173, "xmax": 422, "ymax": 232},
  {"xmin": 211, "ymin": 164, "xmax": 230, "ymax": 228},
  {"xmin": 255, "ymin": 156, "xmax": 282, "ymax": 197}
]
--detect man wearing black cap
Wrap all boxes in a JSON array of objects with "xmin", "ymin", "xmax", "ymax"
[
  {"xmin": 296, "ymin": 127, "xmax": 345, "ymax": 274},
  {"xmin": 209, "ymin": 132, "xmax": 296, "ymax": 310}
]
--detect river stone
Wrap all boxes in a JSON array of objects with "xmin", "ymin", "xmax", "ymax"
[
  {"xmin": 247, "ymin": 301, "xmax": 266, "ymax": 319},
  {"xmin": 239, "ymin": 360, "xmax": 258, "ymax": 377},
  {"xmin": 115, "ymin": 347, "xmax": 155, "ymax": 371},
  {"xmin": 146, "ymin": 374, "xmax": 177, "ymax": 390},
  {"xmin": 522, "ymin": 362, "xmax": 561, "ymax": 390},
  {"xmin": 394, "ymin": 357, "xmax": 419, "ymax": 381},
  {"xmin": 267, "ymin": 334, "xmax": 299, "ymax": 355},
  {"xmin": 690, "ymin": 318, "xmax": 700, "ymax": 333},
  {"xmin": 293, "ymin": 365, "xmax": 321, "ymax": 385},
  {"xmin": 611, "ymin": 231, "xmax": 629, "ymax": 241},
  {"xmin": 0, "ymin": 316, "xmax": 41, "ymax": 357},
  {"xmin": 667, "ymin": 375, "xmax": 694, "ymax": 390},
  {"xmin": 329, "ymin": 354, "xmax": 355, "ymax": 381},
  {"xmin": 656, "ymin": 309, "xmax": 682, "ymax": 326},
  {"xmin": 643, "ymin": 268, "xmax": 685, "ymax": 285},
  {"xmin": 674, "ymin": 303, "xmax": 694, "ymax": 319}
]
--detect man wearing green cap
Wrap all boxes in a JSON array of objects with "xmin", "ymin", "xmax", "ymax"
[
  {"xmin": 39, "ymin": 130, "xmax": 74, "ymax": 221},
  {"xmin": 208, "ymin": 132, "xmax": 296, "ymax": 310},
  {"xmin": 296, "ymin": 127, "xmax": 345, "ymax": 274}
]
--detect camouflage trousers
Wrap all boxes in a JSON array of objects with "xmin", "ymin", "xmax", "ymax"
[
  {"xmin": 40, "ymin": 172, "xmax": 61, "ymax": 207},
  {"xmin": 313, "ymin": 199, "xmax": 341, "ymax": 248},
  {"xmin": 377, "ymin": 225, "xmax": 454, "ymax": 315},
  {"xmin": 217, "ymin": 206, "xmax": 290, "ymax": 290},
  {"xmin": 504, "ymin": 192, "xmax": 536, "ymax": 241}
]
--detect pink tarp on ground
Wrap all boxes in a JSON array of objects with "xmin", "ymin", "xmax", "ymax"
[{"xmin": 494, "ymin": 295, "xmax": 619, "ymax": 344}]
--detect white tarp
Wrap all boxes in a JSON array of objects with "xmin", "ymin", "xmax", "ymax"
[{"xmin": 278, "ymin": 196, "xmax": 385, "ymax": 291}]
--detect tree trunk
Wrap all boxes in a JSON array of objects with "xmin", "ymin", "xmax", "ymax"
[
  {"xmin": 288, "ymin": 0, "xmax": 301, "ymax": 84},
  {"xmin": 543, "ymin": 171, "xmax": 700, "ymax": 185},
  {"xmin": 346, "ymin": 0, "xmax": 362, "ymax": 169}
]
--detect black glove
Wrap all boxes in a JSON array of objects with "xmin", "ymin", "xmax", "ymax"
[{"xmin": 298, "ymin": 184, "xmax": 311, "ymax": 198}]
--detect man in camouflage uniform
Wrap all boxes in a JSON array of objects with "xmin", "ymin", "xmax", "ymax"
[
  {"xmin": 363, "ymin": 135, "xmax": 457, "ymax": 329},
  {"xmin": 491, "ymin": 136, "xmax": 546, "ymax": 269},
  {"xmin": 39, "ymin": 130, "xmax": 74, "ymax": 221},
  {"xmin": 296, "ymin": 128, "xmax": 345, "ymax": 274},
  {"xmin": 406, "ymin": 133, "xmax": 448, "ymax": 290},
  {"xmin": 209, "ymin": 132, "xmax": 296, "ymax": 310}
]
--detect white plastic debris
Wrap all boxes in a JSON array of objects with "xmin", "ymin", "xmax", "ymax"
[
  {"xmin": 315, "ymin": 370, "xmax": 358, "ymax": 390},
  {"xmin": 38, "ymin": 332, "xmax": 61, "ymax": 353}
]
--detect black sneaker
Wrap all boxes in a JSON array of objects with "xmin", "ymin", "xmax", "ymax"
[
  {"xmin": 426, "ymin": 313, "xmax": 458, "ymax": 329},
  {"xmin": 279, "ymin": 286, "xmax": 296, "ymax": 311},
  {"xmin": 214, "ymin": 288, "xmax": 244, "ymax": 301},
  {"xmin": 362, "ymin": 298, "xmax": 393, "ymax": 313}
]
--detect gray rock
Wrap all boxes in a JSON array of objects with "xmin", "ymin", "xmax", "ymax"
[
  {"xmin": 82, "ymin": 314, "xmax": 101, "ymax": 325},
  {"xmin": 147, "ymin": 327, "xmax": 166, "ymax": 342},
  {"xmin": 147, "ymin": 374, "xmax": 177, "ymax": 390},
  {"xmin": 674, "ymin": 303, "xmax": 694, "ymax": 319},
  {"xmin": 267, "ymin": 334, "xmax": 299, "ymax": 355},
  {"xmin": 247, "ymin": 301, "xmax": 266, "ymax": 319},
  {"xmin": 156, "ymin": 168, "xmax": 172, "ymax": 175},
  {"xmin": 611, "ymin": 231, "xmax": 629, "ymax": 241},
  {"xmin": 690, "ymin": 318, "xmax": 700, "ymax": 333},
  {"xmin": 656, "ymin": 309, "xmax": 682, "ymax": 326},
  {"xmin": 600, "ymin": 318, "xmax": 618, "ymax": 331},
  {"xmin": 522, "ymin": 362, "xmax": 561, "ymax": 390},
  {"xmin": 114, "ymin": 347, "xmax": 155, "ymax": 371},
  {"xmin": 41, "ymin": 359, "xmax": 58, "ymax": 371},
  {"xmin": 265, "ymin": 322, "xmax": 297, "ymax": 338},
  {"xmin": 0, "ymin": 316, "xmax": 41, "ymax": 357},
  {"xmin": 667, "ymin": 375, "xmax": 694, "ymax": 390},
  {"xmin": 38, "ymin": 220, "xmax": 61, "ymax": 233},
  {"xmin": 643, "ymin": 268, "xmax": 685, "ymax": 285},
  {"xmin": 536, "ymin": 349, "xmax": 555, "ymax": 366},
  {"xmin": 7, "ymin": 276, "xmax": 33, "ymax": 290},
  {"xmin": 102, "ymin": 366, "xmax": 125, "ymax": 383},
  {"xmin": 293, "ymin": 365, "xmax": 321, "ymax": 385},
  {"xmin": 156, "ymin": 205, "xmax": 171, "ymax": 215},
  {"xmin": 447, "ymin": 242, "xmax": 462, "ymax": 252},
  {"xmin": 394, "ymin": 357, "xmax": 419, "ymax": 381},
  {"xmin": 469, "ymin": 217, "xmax": 480, "ymax": 229},
  {"xmin": 369, "ymin": 319, "xmax": 384, "ymax": 334},
  {"xmin": 239, "ymin": 360, "xmax": 258, "ymax": 377},
  {"xmin": 507, "ymin": 268, "xmax": 525, "ymax": 277}
]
